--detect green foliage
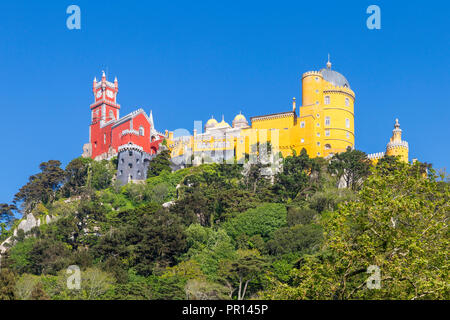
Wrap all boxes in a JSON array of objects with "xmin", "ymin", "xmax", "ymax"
[
  {"xmin": 14, "ymin": 160, "xmax": 65, "ymax": 211},
  {"xmin": 184, "ymin": 224, "xmax": 236, "ymax": 280},
  {"xmin": 264, "ymin": 160, "xmax": 450, "ymax": 300},
  {"xmin": 147, "ymin": 149, "xmax": 172, "ymax": 178},
  {"xmin": 4, "ymin": 151, "xmax": 446, "ymax": 300},
  {"xmin": 224, "ymin": 203, "xmax": 287, "ymax": 241},
  {"xmin": 91, "ymin": 160, "xmax": 115, "ymax": 190},
  {"xmin": 266, "ymin": 224, "xmax": 322, "ymax": 256},
  {"xmin": 0, "ymin": 268, "xmax": 16, "ymax": 300},
  {"xmin": 60, "ymin": 157, "xmax": 92, "ymax": 197},
  {"xmin": 272, "ymin": 148, "xmax": 321, "ymax": 201},
  {"xmin": 328, "ymin": 147, "xmax": 371, "ymax": 190}
]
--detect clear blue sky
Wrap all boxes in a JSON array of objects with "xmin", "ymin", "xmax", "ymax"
[{"xmin": 0, "ymin": 0, "xmax": 448, "ymax": 204}]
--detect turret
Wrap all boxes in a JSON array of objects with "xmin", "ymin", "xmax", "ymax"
[{"xmin": 385, "ymin": 118, "xmax": 409, "ymax": 162}]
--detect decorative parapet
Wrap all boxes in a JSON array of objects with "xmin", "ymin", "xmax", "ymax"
[
  {"xmin": 386, "ymin": 141, "xmax": 409, "ymax": 149},
  {"xmin": 368, "ymin": 151, "xmax": 385, "ymax": 160},
  {"xmin": 121, "ymin": 129, "xmax": 140, "ymax": 136},
  {"xmin": 118, "ymin": 143, "xmax": 143, "ymax": 153},
  {"xmin": 302, "ymin": 71, "xmax": 323, "ymax": 78}
]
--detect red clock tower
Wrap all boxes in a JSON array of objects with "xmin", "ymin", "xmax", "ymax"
[{"xmin": 82, "ymin": 71, "xmax": 165, "ymax": 161}]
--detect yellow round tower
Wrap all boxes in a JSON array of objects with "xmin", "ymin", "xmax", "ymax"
[
  {"xmin": 385, "ymin": 118, "xmax": 409, "ymax": 162},
  {"xmin": 300, "ymin": 56, "xmax": 355, "ymax": 158}
]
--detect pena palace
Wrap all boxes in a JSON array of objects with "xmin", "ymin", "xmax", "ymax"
[{"xmin": 82, "ymin": 59, "xmax": 410, "ymax": 185}]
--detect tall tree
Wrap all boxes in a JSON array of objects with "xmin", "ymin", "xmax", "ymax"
[
  {"xmin": 273, "ymin": 148, "xmax": 320, "ymax": 201},
  {"xmin": 328, "ymin": 147, "xmax": 371, "ymax": 190},
  {"xmin": 219, "ymin": 249, "xmax": 266, "ymax": 300},
  {"xmin": 0, "ymin": 203, "xmax": 17, "ymax": 226},
  {"xmin": 14, "ymin": 160, "xmax": 65, "ymax": 212},
  {"xmin": 147, "ymin": 149, "xmax": 172, "ymax": 178}
]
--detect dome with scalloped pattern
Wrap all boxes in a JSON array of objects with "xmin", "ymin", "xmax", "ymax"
[
  {"xmin": 205, "ymin": 117, "xmax": 218, "ymax": 130},
  {"xmin": 232, "ymin": 112, "xmax": 249, "ymax": 128}
]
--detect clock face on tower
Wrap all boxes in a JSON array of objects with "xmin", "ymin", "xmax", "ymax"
[
  {"xmin": 96, "ymin": 90, "xmax": 102, "ymax": 98},
  {"xmin": 106, "ymin": 90, "xmax": 114, "ymax": 98}
]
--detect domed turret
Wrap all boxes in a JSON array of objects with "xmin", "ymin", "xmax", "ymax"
[
  {"xmin": 205, "ymin": 116, "xmax": 218, "ymax": 130},
  {"xmin": 386, "ymin": 118, "xmax": 409, "ymax": 162},
  {"xmin": 232, "ymin": 112, "xmax": 249, "ymax": 128},
  {"xmin": 319, "ymin": 55, "xmax": 350, "ymax": 88},
  {"xmin": 217, "ymin": 115, "xmax": 231, "ymax": 128}
]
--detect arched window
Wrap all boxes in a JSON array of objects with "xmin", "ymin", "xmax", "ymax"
[
  {"xmin": 139, "ymin": 126, "xmax": 145, "ymax": 136},
  {"xmin": 346, "ymin": 118, "xmax": 350, "ymax": 128},
  {"xmin": 325, "ymin": 144, "xmax": 331, "ymax": 150},
  {"xmin": 109, "ymin": 110, "xmax": 115, "ymax": 120},
  {"xmin": 325, "ymin": 116, "xmax": 331, "ymax": 126},
  {"xmin": 324, "ymin": 96, "xmax": 330, "ymax": 105},
  {"xmin": 345, "ymin": 98, "xmax": 350, "ymax": 106}
]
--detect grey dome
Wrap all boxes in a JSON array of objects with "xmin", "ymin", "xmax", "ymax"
[{"xmin": 320, "ymin": 68, "xmax": 350, "ymax": 88}]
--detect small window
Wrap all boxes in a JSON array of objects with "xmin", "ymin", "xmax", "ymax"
[
  {"xmin": 346, "ymin": 118, "xmax": 350, "ymax": 128},
  {"xmin": 300, "ymin": 121, "xmax": 305, "ymax": 128},
  {"xmin": 317, "ymin": 152, "xmax": 320, "ymax": 156},
  {"xmin": 138, "ymin": 170, "xmax": 141, "ymax": 176},
  {"xmin": 129, "ymin": 151, "xmax": 133, "ymax": 157},
  {"xmin": 128, "ymin": 163, "xmax": 133, "ymax": 169},
  {"xmin": 316, "ymin": 123, "xmax": 320, "ymax": 127},
  {"xmin": 325, "ymin": 116, "xmax": 330, "ymax": 126},
  {"xmin": 315, "ymin": 77, "xmax": 319, "ymax": 81},
  {"xmin": 316, "ymin": 101, "xmax": 319, "ymax": 105},
  {"xmin": 136, "ymin": 158, "xmax": 140, "ymax": 164},
  {"xmin": 325, "ymin": 129, "xmax": 330, "ymax": 136},
  {"xmin": 325, "ymin": 144, "xmax": 331, "ymax": 150},
  {"xmin": 119, "ymin": 170, "xmax": 123, "ymax": 175},
  {"xmin": 121, "ymin": 158, "xmax": 124, "ymax": 163},
  {"xmin": 94, "ymin": 141, "xmax": 97, "ymax": 148},
  {"xmin": 325, "ymin": 96, "xmax": 330, "ymax": 105},
  {"xmin": 109, "ymin": 110, "xmax": 115, "ymax": 120},
  {"xmin": 104, "ymin": 134, "xmax": 106, "ymax": 144},
  {"xmin": 317, "ymin": 132, "xmax": 320, "ymax": 137},
  {"xmin": 139, "ymin": 126, "xmax": 145, "ymax": 136},
  {"xmin": 346, "ymin": 131, "xmax": 350, "ymax": 138},
  {"xmin": 301, "ymin": 138, "xmax": 305, "ymax": 143},
  {"xmin": 317, "ymin": 142, "xmax": 320, "ymax": 146},
  {"xmin": 316, "ymin": 113, "xmax": 320, "ymax": 118},
  {"xmin": 345, "ymin": 97, "xmax": 350, "ymax": 106}
]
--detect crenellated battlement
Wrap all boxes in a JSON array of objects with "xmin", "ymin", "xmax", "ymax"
[
  {"xmin": 386, "ymin": 141, "xmax": 409, "ymax": 150},
  {"xmin": 302, "ymin": 71, "xmax": 323, "ymax": 78},
  {"xmin": 368, "ymin": 151, "xmax": 385, "ymax": 160}
]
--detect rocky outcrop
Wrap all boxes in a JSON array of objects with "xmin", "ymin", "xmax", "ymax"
[
  {"xmin": 0, "ymin": 214, "xmax": 54, "ymax": 258},
  {"xmin": 13, "ymin": 213, "xmax": 40, "ymax": 236}
]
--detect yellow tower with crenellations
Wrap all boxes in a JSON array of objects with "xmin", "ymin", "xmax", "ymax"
[
  {"xmin": 368, "ymin": 118, "xmax": 409, "ymax": 163},
  {"xmin": 385, "ymin": 118, "xmax": 409, "ymax": 162}
]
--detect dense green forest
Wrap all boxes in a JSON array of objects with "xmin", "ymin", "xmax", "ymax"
[{"xmin": 0, "ymin": 148, "xmax": 448, "ymax": 300}]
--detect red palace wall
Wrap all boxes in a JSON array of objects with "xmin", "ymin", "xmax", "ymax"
[{"xmin": 87, "ymin": 73, "xmax": 164, "ymax": 160}]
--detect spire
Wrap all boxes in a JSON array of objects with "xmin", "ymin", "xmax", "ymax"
[
  {"xmin": 102, "ymin": 70, "xmax": 106, "ymax": 80},
  {"xmin": 93, "ymin": 77, "xmax": 97, "ymax": 82},
  {"xmin": 326, "ymin": 54, "xmax": 332, "ymax": 69},
  {"xmin": 149, "ymin": 110, "xmax": 155, "ymax": 128},
  {"xmin": 391, "ymin": 118, "xmax": 402, "ymax": 142}
]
